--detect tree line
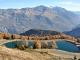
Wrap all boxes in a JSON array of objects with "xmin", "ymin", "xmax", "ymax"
[
  {"xmin": 0, "ymin": 32, "xmax": 80, "ymax": 43},
  {"xmin": 15, "ymin": 39, "xmax": 57, "ymax": 50}
]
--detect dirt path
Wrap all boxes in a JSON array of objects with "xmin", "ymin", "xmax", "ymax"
[{"xmin": 35, "ymin": 49, "xmax": 80, "ymax": 59}]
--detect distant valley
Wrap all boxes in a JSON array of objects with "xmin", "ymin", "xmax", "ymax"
[
  {"xmin": 63, "ymin": 27, "xmax": 80, "ymax": 38},
  {"xmin": 0, "ymin": 5, "xmax": 80, "ymax": 34},
  {"xmin": 72, "ymin": 11, "xmax": 80, "ymax": 15}
]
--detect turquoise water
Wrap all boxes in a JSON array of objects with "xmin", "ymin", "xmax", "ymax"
[
  {"xmin": 5, "ymin": 41, "xmax": 34, "ymax": 48},
  {"xmin": 4, "ymin": 40, "xmax": 80, "ymax": 52},
  {"xmin": 56, "ymin": 41, "xmax": 80, "ymax": 52}
]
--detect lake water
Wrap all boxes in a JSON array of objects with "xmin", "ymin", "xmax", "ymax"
[
  {"xmin": 56, "ymin": 41, "xmax": 80, "ymax": 52},
  {"xmin": 4, "ymin": 40, "xmax": 80, "ymax": 53}
]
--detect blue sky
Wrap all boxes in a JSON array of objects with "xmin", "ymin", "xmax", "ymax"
[{"xmin": 0, "ymin": 0, "xmax": 80, "ymax": 11}]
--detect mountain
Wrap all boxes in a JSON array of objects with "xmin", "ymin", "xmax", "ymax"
[
  {"xmin": 20, "ymin": 28, "xmax": 63, "ymax": 36},
  {"xmin": 63, "ymin": 27, "xmax": 80, "ymax": 38},
  {"xmin": 0, "ymin": 5, "xmax": 80, "ymax": 34},
  {"xmin": 72, "ymin": 11, "xmax": 80, "ymax": 15},
  {"xmin": 73, "ymin": 24, "xmax": 80, "ymax": 29}
]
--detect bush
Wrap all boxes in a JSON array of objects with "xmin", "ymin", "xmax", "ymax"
[
  {"xmin": 78, "ymin": 58, "xmax": 80, "ymax": 60},
  {"xmin": 33, "ymin": 40, "xmax": 41, "ymax": 49},
  {"xmin": 3, "ymin": 34, "xmax": 11, "ymax": 39},
  {"xmin": 15, "ymin": 40, "xmax": 26, "ymax": 50},
  {"xmin": 22, "ymin": 39, "xmax": 28, "ymax": 48},
  {"xmin": 0, "ymin": 32, "xmax": 4, "ymax": 39},
  {"xmin": 46, "ymin": 50, "xmax": 50, "ymax": 54},
  {"xmin": 11, "ymin": 34, "xmax": 21, "ymax": 39},
  {"xmin": 42, "ymin": 41, "xmax": 48, "ymax": 49},
  {"xmin": 49, "ymin": 40, "xmax": 57, "ymax": 49},
  {"xmin": 74, "ymin": 55, "xmax": 77, "ymax": 60},
  {"xmin": 15, "ymin": 40, "xmax": 19, "ymax": 48},
  {"xmin": 29, "ymin": 46, "xmax": 33, "ymax": 49}
]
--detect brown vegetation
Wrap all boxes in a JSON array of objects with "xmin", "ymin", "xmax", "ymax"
[
  {"xmin": 33, "ymin": 40, "xmax": 41, "ymax": 49},
  {"xmin": 22, "ymin": 39, "xmax": 28, "ymax": 48},
  {"xmin": 21, "ymin": 36, "xmax": 28, "ymax": 40},
  {"xmin": 15, "ymin": 40, "xmax": 57, "ymax": 49},
  {"xmin": 49, "ymin": 40, "xmax": 58, "ymax": 49},
  {"xmin": 0, "ymin": 32, "xmax": 4, "ymax": 39},
  {"xmin": 11, "ymin": 34, "xmax": 21, "ymax": 39},
  {"xmin": 46, "ymin": 50, "xmax": 50, "ymax": 54},
  {"xmin": 0, "ymin": 46, "xmax": 75, "ymax": 60},
  {"xmin": 42, "ymin": 41, "xmax": 48, "ymax": 49},
  {"xmin": 77, "ymin": 38, "xmax": 80, "ymax": 43},
  {"xmin": 0, "ymin": 32, "xmax": 77, "ymax": 44},
  {"xmin": 3, "ymin": 33, "xmax": 11, "ymax": 39},
  {"xmin": 29, "ymin": 46, "xmax": 33, "ymax": 49}
]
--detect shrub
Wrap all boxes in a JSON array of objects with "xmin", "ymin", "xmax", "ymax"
[
  {"xmin": 33, "ymin": 40, "xmax": 41, "ymax": 49},
  {"xmin": 22, "ymin": 39, "xmax": 28, "ymax": 48},
  {"xmin": 15, "ymin": 40, "xmax": 20, "ymax": 48},
  {"xmin": 21, "ymin": 36, "xmax": 28, "ymax": 40},
  {"xmin": 29, "ymin": 46, "xmax": 33, "ymax": 49},
  {"xmin": 74, "ymin": 55, "xmax": 77, "ymax": 60},
  {"xmin": 77, "ymin": 38, "xmax": 80, "ymax": 43},
  {"xmin": 78, "ymin": 58, "xmax": 80, "ymax": 60},
  {"xmin": 0, "ymin": 32, "xmax": 4, "ymax": 39},
  {"xmin": 49, "ymin": 40, "xmax": 57, "ymax": 49},
  {"xmin": 46, "ymin": 50, "xmax": 50, "ymax": 54},
  {"xmin": 15, "ymin": 40, "xmax": 26, "ymax": 50},
  {"xmin": 42, "ymin": 41, "xmax": 48, "ymax": 49},
  {"xmin": 11, "ymin": 34, "xmax": 21, "ymax": 39},
  {"xmin": 3, "ymin": 34, "xmax": 11, "ymax": 39}
]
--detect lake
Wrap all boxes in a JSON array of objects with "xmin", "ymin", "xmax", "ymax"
[
  {"xmin": 56, "ymin": 41, "xmax": 80, "ymax": 52},
  {"xmin": 4, "ymin": 40, "xmax": 80, "ymax": 53}
]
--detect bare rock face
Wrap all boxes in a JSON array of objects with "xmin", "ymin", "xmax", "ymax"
[{"xmin": 0, "ymin": 6, "xmax": 80, "ymax": 34}]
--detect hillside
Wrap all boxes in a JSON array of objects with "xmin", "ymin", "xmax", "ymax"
[
  {"xmin": 0, "ymin": 46, "xmax": 52, "ymax": 60},
  {"xmin": 73, "ymin": 24, "xmax": 80, "ymax": 29},
  {"xmin": 0, "ymin": 6, "xmax": 80, "ymax": 34},
  {"xmin": 63, "ymin": 27, "xmax": 80, "ymax": 38},
  {"xmin": 72, "ymin": 11, "xmax": 80, "ymax": 15},
  {"xmin": 20, "ymin": 28, "xmax": 63, "ymax": 36},
  {"xmin": 0, "ymin": 45, "xmax": 78, "ymax": 60}
]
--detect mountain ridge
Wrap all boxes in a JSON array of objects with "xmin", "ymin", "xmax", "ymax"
[
  {"xmin": 20, "ymin": 28, "xmax": 63, "ymax": 36},
  {"xmin": 63, "ymin": 27, "xmax": 80, "ymax": 38},
  {"xmin": 0, "ymin": 5, "xmax": 80, "ymax": 34}
]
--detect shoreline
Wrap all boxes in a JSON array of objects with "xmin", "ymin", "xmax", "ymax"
[
  {"xmin": 35, "ymin": 49, "xmax": 80, "ymax": 59},
  {"xmin": 0, "ymin": 39, "xmax": 78, "ymax": 46},
  {"xmin": 0, "ymin": 39, "xmax": 80, "ymax": 59},
  {"xmin": 0, "ymin": 39, "xmax": 22, "ymax": 45}
]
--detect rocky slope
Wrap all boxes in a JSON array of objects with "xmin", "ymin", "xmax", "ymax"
[
  {"xmin": 63, "ymin": 27, "xmax": 80, "ymax": 38},
  {"xmin": 20, "ymin": 28, "xmax": 63, "ymax": 36},
  {"xmin": 72, "ymin": 11, "xmax": 80, "ymax": 15},
  {"xmin": 0, "ymin": 5, "xmax": 80, "ymax": 34},
  {"xmin": 73, "ymin": 24, "xmax": 80, "ymax": 29}
]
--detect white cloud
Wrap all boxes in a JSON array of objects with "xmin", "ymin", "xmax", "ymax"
[
  {"xmin": 58, "ymin": 2, "xmax": 80, "ymax": 6},
  {"xmin": 74, "ymin": 3, "xmax": 80, "ymax": 6},
  {"xmin": 58, "ymin": 2, "xmax": 73, "ymax": 5}
]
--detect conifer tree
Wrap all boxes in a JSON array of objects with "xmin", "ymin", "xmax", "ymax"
[{"xmin": 33, "ymin": 40, "xmax": 41, "ymax": 49}]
